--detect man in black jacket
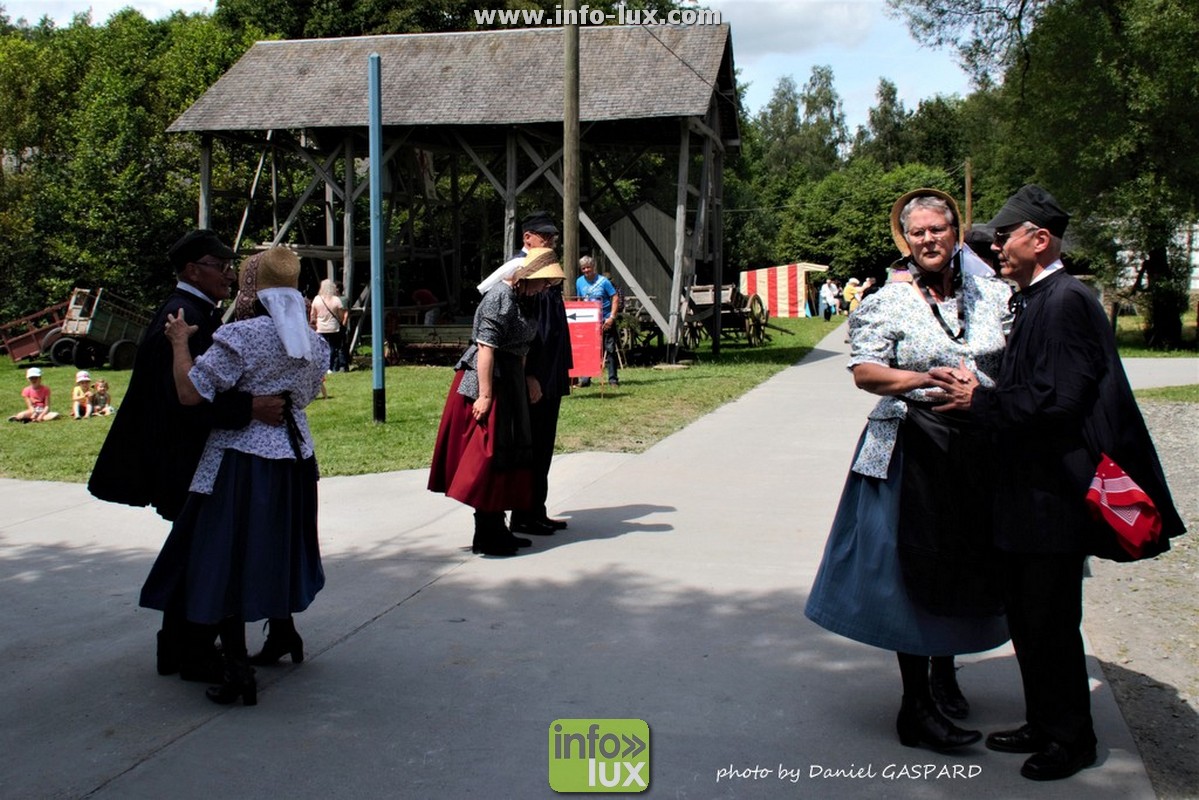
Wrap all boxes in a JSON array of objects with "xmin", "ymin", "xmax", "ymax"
[
  {"xmin": 510, "ymin": 211, "xmax": 573, "ymax": 536},
  {"xmin": 89, "ymin": 229, "xmax": 284, "ymax": 680},
  {"xmin": 931, "ymin": 185, "xmax": 1184, "ymax": 781}
]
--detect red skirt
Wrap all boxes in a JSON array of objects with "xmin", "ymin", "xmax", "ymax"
[{"xmin": 428, "ymin": 370, "xmax": 533, "ymax": 512}]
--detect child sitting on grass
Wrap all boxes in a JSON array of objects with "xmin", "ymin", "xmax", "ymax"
[
  {"xmin": 8, "ymin": 367, "xmax": 61, "ymax": 422},
  {"xmin": 72, "ymin": 370, "xmax": 94, "ymax": 419},
  {"xmin": 92, "ymin": 379, "xmax": 116, "ymax": 415}
]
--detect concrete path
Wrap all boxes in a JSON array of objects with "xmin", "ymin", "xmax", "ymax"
[{"xmin": 1, "ymin": 329, "xmax": 1193, "ymax": 799}]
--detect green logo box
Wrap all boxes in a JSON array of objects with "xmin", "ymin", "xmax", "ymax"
[{"xmin": 548, "ymin": 718, "xmax": 650, "ymax": 793}]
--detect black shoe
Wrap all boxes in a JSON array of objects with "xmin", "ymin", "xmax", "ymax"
[
  {"xmin": 930, "ymin": 669, "xmax": 970, "ymax": 720},
  {"xmin": 471, "ymin": 541, "xmax": 518, "ymax": 556},
  {"xmin": 1020, "ymin": 741, "xmax": 1096, "ymax": 781},
  {"xmin": 986, "ymin": 724, "xmax": 1050, "ymax": 754},
  {"xmin": 896, "ymin": 695, "xmax": 981, "ymax": 751},
  {"xmin": 542, "ymin": 517, "xmax": 569, "ymax": 530},
  {"xmin": 510, "ymin": 519, "xmax": 555, "ymax": 535},
  {"xmin": 249, "ymin": 618, "xmax": 304, "ymax": 666},
  {"xmin": 473, "ymin": 512, "xmax": 519, "ymax": 556},
  {"xmin": 206, "ymin": 659, "xmax": 258, "ymax": 707}
]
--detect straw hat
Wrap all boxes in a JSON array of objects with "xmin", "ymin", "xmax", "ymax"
[
  {"xmin": 252, "ymin": 246, "xmax": 300, "ymax": 290},
  {"xmin": 513, "ymin": 247, "xmax": 565, "ymax": 283},
  {"xmin": 889, "ymin": 188, "xmax": 963, "ymax": 257}
]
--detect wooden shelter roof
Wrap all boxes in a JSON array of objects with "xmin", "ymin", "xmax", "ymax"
[{"xmin": 169, "ymin": 24, "xmax": 738, "ymax": 141}]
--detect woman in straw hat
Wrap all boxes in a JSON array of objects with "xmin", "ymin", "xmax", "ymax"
[
  {"xmin": 428, "ymin": 247, "xmax": 565, "ymax": 556},
  {"xmin": 805, "ymin": 189, "xmax": 1012, "ymax": 752},
  {"xmin": 140, "ymin": 246, "xmax": 329, "ymax": 706}
]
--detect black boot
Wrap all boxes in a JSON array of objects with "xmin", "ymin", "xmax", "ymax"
[
  {"xmin": 178, "ymin": 621, "xmax": 223, "ymax": 683},
  {"xmin": 896, "ymin": 695, "xmax": 980, "ymax": 751},
  {"xmin": 472, "ymin": 511, "xmax": 517, "ymax": 556},
  {"xmin": 206, "ymin": 617, "xmax": 257, "ymax": 706},
  {"xmin": 930, "ymin": 656, "xmax": 970, "ymax": 719},
  {"xmin": 249, "ymin": 617, "xmax": 304, "ymax": 666}
]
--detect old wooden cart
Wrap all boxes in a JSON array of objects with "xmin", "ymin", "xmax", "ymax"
[
  {"xmin": 0, "ymin": 301, "xmax": 69, "ymax": 364},
  {"xmin": 682, "ymin": 283, "xmax": 770, "ymax": 349},
  {"xmin": 48, "ymin": 288, "xmax": 149, "ymax": 369}
]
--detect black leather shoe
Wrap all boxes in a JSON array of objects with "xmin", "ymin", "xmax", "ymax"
[
  {"xmin": 986, "ymin": 724, "xmax": 1050, "ymax": 754},
  {"xmin": 510, "ymin": 519, "xmax": 555, "ymax": 535},
  {"xmin": 896, "ymin": 695, "xmax": 981, "ymax": 751},
  {"xmin": 1020, "ymin": 741, "xmax": 1097, "ymax": 781},
  {"xmin": 542, "ymin": 517, "xmax": 568, "ymax": 530}
]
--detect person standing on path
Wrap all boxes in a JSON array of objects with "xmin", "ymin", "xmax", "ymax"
[
  {"xmin": 574, "ymin": 255, "xmax": 620, "ymax": 387},
  {"xmin": 89, "ymin": 229, "xmax": 285, "ymax": 683},
  {"xmin": 930, "ymin": 184, "xmax": 1186, "ymax": 782}
]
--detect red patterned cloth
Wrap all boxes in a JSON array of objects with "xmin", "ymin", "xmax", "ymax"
[{"xmin": 1086, "ymin": 453, "xmax": 1162, "ymax": 559}]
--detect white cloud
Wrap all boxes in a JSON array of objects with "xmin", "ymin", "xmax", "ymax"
[{"xmin": 709, "ymin": 0, "xmax": 876, "ymax": 63}]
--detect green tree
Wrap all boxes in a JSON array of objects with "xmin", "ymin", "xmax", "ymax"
[
  {"xmin": 890, "ymin": 0, "xmax": 1198, "ymax": 348},
  {"xmin": 852, "ymin": 78, "xmax": 910, "ymax": 169},
  {"xmin": 796, "ymin": 65, "xmax": 847, "ymax": 181},
  {"xmin": 777, "ymin": 160, "xmax": 954, "ymax": 279}
]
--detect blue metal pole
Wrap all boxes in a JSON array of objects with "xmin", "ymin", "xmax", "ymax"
[{"xmin": 369, "ymin": 53, "xmax": 386, "ymax": 422}]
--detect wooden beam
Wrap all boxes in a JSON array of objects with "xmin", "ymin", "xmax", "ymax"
[
  {"xmin": 667, "ymin": 120, "xmax": 692, "ymax": 357},
  {"xmin": 517, "ymin": 135, "xmax": 670, "ymax": 334}
]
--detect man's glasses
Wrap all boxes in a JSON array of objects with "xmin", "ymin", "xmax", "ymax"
[
  {"xmin": 993, "ymin": 224, "xmax": 1038, "ymax": 247},
  {"xmin": 905, "ymin": 224, "xmax": 952, "ymax": 241},
  {"xmin": 193, "ymin": 257, "xmax": 235, "ymax": 274}
]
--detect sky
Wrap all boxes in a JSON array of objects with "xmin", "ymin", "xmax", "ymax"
[{"xmin": 2, "ymin": 0, "xmax": 974, "ymax": 133}]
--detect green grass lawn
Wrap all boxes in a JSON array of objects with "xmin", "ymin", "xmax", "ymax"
[
  {"xmin": 1113, "ymin": 306, "xmax": 1198, "ymax": 357},
  {"xmin": 0, "ymin": 316, "xmax": 840, "ymax": 483},
  {"xmin": 4, "ymin": 311, "xmax": 1194, "ymax": 484}
]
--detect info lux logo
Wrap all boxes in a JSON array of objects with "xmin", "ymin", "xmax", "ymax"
[{"xmin": 548, "ymin": 719, "xmax": 650, "ymax": 792}]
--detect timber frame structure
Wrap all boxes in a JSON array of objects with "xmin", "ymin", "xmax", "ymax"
[{"xmin": 169, "ymin": 24, "xmax": 739, "ymax": 352}]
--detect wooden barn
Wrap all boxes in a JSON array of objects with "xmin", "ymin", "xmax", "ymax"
[{"xmin": 169, "ymin": 24, "xmax": 740, "ymax": 349}]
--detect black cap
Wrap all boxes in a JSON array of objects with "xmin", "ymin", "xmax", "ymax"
[
  {"xmin": 520, "ymin": 210, "xmax": 559, "ymax": 235},
  {"xmin": 986, "ymin": 185, "xmax": 1070, "ymax": 238},
  {"xmin": 168, "ymin": 229, "xmax": 238, "ymax": 273}
]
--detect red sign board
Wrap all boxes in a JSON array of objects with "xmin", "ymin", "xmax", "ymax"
[{"xmin": 565, "ymin": 300, "xmax": 602, "ymax": 379}]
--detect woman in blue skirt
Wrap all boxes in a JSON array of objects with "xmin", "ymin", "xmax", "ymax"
[
  {"xmin": 141, "ymin": 247, "xmax": 328, "ymax": 706},
  {"xmin": 805, "ymin": 189, "xmax": 1012, "ymax": 751}
]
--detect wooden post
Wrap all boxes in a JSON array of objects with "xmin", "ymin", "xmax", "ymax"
[
  {"xmin": 667, "ymin": 120, "xmax": 691, "ymax": 362},
  {"xmin": 504, "ymin": 131, "xmax": 517, "ymax": 257},
  {"xmin": 563, "ymin": 6, "xmax": 580, "ymax": 287}
]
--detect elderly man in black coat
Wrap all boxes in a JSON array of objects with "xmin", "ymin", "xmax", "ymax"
[
  {"xmin": 89, "ymin": 229, "xmax": 284, "ymax": 681},
  {"xmin": 931, "ymin": 185, "xmax": 1185, "ymax": 782}
]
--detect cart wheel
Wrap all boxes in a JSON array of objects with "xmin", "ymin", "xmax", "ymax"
[
  {"xmin": 108, "ymin": 339, "xmax": 137, "ymax": 370},
  {"xmin": 74, "ymin": 341, "xmax": 102, "ymax": 369},
  {"xmin": 40, "ymin": 326, "xmax": 64, "ymax": 354},
  {"xmin": 49, "ymin": 337, "xmax": 77, "ymax": 367}
]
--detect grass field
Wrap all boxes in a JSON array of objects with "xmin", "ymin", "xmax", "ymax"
[
  {"xmin": 0, "ymin": 316, "xmax": 839, "ymax": 483},
  {"xmin": 4, "ymin": 308, "xmax": 1194, "ymax": 484}
]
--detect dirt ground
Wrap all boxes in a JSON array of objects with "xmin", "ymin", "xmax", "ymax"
[{"xmin": 1083, "ymin": 401, "xmax": 1199, "ymax": 799}]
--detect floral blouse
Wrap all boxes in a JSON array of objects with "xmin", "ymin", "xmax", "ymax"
[
  {"xmin": 455, "ymin": 282, "xmax": 539, "ymax": 400},
  {"xmin": 188, "ymin": 316, "xmax": 330, "ymax": 493},
  {"xmin": 848, "ymin": 273, "xmax": 1013, "ymax": 478}
]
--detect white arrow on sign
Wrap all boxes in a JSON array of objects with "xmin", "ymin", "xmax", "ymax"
[{"xmin": 566, "ymin": 308, "xmax": 601, "ymax": 323}]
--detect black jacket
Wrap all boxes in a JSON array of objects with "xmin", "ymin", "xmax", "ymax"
[
  {"xmin": 88, "ymin": 288, "xmax": 251, "ymax": 521},
  {"xmin": 971, "ymin": 269, "xmax": 1184, "ymax": 557}
]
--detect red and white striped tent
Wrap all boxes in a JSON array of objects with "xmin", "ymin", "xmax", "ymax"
[{"xmin": 739, "ymin": 262, "xmax": 828, "ymax": 318}]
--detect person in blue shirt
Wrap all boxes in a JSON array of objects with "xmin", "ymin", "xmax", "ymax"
[{"xmin": 574, "ymin": 255, "xmax": 621, "ymax": 386}]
